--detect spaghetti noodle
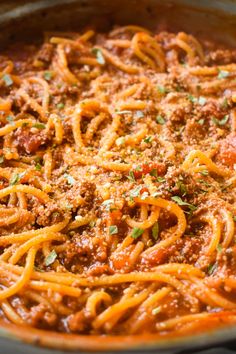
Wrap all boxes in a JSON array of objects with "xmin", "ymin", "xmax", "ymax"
[{"xmin": 0, "ymin": 25, "xmax": 235, "ymax": 343}]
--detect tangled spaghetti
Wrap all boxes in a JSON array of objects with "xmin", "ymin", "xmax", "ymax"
[{"xmin": 0, "ymin": 25, "xmax": 235, "ymax": 342}]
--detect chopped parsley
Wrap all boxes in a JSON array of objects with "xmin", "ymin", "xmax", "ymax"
[
  {"xmin": 116, "ymin": 110, "xmax": 132, "ymax": 115},
  {"xmin": 127, "ymin": 171, "xmax": 136, "ymax": 182},
  {"xmin": 150, "ymin": 169, "xmax": 158, "ymax": 178},
  {"xmin": 2, "ymin": 74, "xmax": 13, "ymax": 86},
  {"xmin": 171, "ymin": 196, "xmax": 197, "ymax": 211},
  {"xmin": 44, "ymin": 250, "xmax": 57, "ymax": 266},
  {"xmin": 9, "ymin": 172, "xmax": 25, "ymax": 186},
  {"xmin": 152, "ymin": 222, "xmax": 159, "ymax": 240},
  {"xmin": 6, "ymin": 115, "xmax": 14, "ymax": 125},
  {"xmin": 156, "ymin": 115, "xmax": 165, "ymax": 125},
  {"xmin": 208, "ymin": 262, "xmax": 217, "ymax": 275},
  {"xmin": 221, "ymin": 98, "xmax": 229, "ymax": 109},
  {"xmin": 131, "ymin": 227, "xmax": 144, "ymax": 239},
  {"xmin": 57, "ymin": 102, "xmax": 65, "ymax": 110},
  {"xmin": 143, "ymin": 136, "xmax": 152, "ymax": 143},
  {"xmin": 91, "ymin": 48, "xmax": 105, "ymax": 65},
  {"xmin": 217, "ymin": 244, "xmax": 222, "ymax": 253},
  {"xmin": 197, "ymin": 118, "xmax": 204, "ymax": 125},
  {"xmin": 233, "ymin": 215, "xmax": 236, "ymax": 222},
  {"xmin": 187, "ymin": 94, "xmax": 197, "ymax": 103},
  {"xmin": 212, "ymin": 115, "xmax": 229, "ymax": 126},
  {"xmin": 199, "ymin": 170, "xmax": 209, "ymax": 176},
  {"xmin": 32, "ymin": 123, "xmax": 46, "ymax": 129},
  {"xmin": 43, "ymin": 71, "xmax": 52, "ymax": 81},
  {"xmin": 217, "ymin": 70, "xmax": 229, "ymax": 79},
  {"xmin": 176, "ymin": 180, "xmax": 187, "ymax": 196},
  {"xmin": 157, "ymin": 85, "xmax": 168, "ymax": 94},
  {"xmin": 109, "ymin": 225, "xmax": 118, "ymax": 235},
  {"xmin": 198, "ymin": 179, "xmax": 211, "ymax": 187},
  {"xmin": 156, "ymin": 176, "xmax": 165, "ymax": 183},
  {"xmin": 35, "ymin": 163, "xmax": 42, "ymax": 171}
]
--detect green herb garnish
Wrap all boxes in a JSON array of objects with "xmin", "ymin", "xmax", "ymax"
[
  {"xmin": 127, "ymin": 171, "xmax": 136, "ymax": 182},
  {"xmin": 212, "ymin": 115, "xmax": 229, "ymax": 126},
  {"xmin": 156, "ymin": 115, "xmax": 165, "ymax": 125},
  {"xmin": 44, "ymin": 250, "xmax": 57, "ymax": 266},
  {"xmin": 157, "ymin": 85, "xmax": 168, "ymax": 94},
  {"xmin": 198, "ymin": 118, "xmax": 204, "ymax": 125},
  {"xmin": 6, "ymin": 115, "xmax": 14, "ymax": 125},
  {"xmin": 57, "ymin": 102, "xmax": 65, "ymax": 110},
  {"xmin": 152, "ymin": 222, "xmax": 159, "ymax": 240},
  {"xmin": 33, "ymin": 123, "xmax": 46, "ymax": 129},
  {"xmin": 35, "ymin": 163, "xmax": 42, "ymax": 171},
  {"xmin": 171, "ymin": 196, "xmax": 197, "ymax": 211},
  {"xmin": 44, "ymin": 71, "xmax": 52, "ymax": 81},
  {"xmin": 131, "ymin": 227, "xmax": 144, "ymax": 239},
  {"xmin": 208, "ymin": 262, "xmax": 217, "ymax": 275},
  {"xmin": 143, "ymin": 136, "xmax": 152, "ymax": 143},
  {"xmin": 109, "ymin": 225, "xmax": 118, "ymax": 235},
  {"xmin": 199, "ymin": 170, "xmax": 209, "ymax": 176},
  {"xmin": 9, "ymin": 172, "xmax": 25, "ymax": 186},
  {"xmin": 2, "ymin": 74, "xmax": 13, "ymax": 86},
  {"xmin": 217, "ymin": 70, "xmax": 229, "ymax": 79},
  {"xmin": 91, "ymin": 48, "xmax": 105, "ymax": 65}
]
